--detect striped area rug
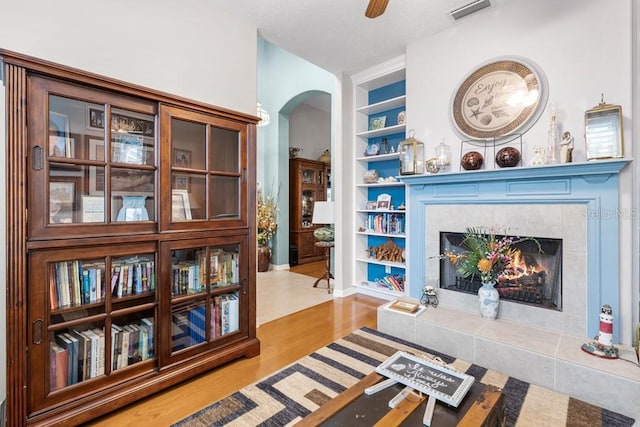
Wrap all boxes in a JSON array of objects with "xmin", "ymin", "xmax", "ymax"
[{"xmin": 173, "ymin": 327, "xmax": 635, "ymax": 426}]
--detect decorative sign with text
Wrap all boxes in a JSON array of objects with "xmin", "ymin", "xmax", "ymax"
[{"xmin": 375, "ymin": 351, "xmax": 474, "ymax": 407}]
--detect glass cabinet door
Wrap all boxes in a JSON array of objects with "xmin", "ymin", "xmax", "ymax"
[
  {"xmin": 28, "ymin": 76, "xmax": 157, "ymax": 239},
  {"xmin": 301, "ymin": 189, "xmax": 315, "ymax": 228},
  {"xmin": 160, "ymin": 236, "xmax": 247, "ymax": 363},
  {"xmin": 160, "ymin": 105, "xmax": 248, "ymax": 230},
  {"xmin": 28, "ymin": 243, "xmax": 157, "ymax": 412}
]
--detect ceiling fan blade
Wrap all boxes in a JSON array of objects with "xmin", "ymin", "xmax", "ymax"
[{"xmin": 365, "ymin": 0, "xmax": 389, "ymax": 18}]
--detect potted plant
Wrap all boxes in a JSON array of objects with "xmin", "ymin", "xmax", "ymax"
[
  {"xmin": 439, "ymin": 227, "xmax": 540, "ymax": 319},
  {"xmin": 257, "ymin": 191, "xmax": 278, "ymax": 272}
]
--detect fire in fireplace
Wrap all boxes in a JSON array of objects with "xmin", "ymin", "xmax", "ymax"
[{"xmin": 439, "ymin": 232, "xmax": 562, "ymax": 311}]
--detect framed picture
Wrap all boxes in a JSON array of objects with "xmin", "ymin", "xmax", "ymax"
[
  {"xmin": 48, "ymin": 135, "xmax": 74, "ymax": 158},
  {"xmin": 88, "ymin": 137, "xmax": 154, "ymax": 195},
  {"xmin": 86, "ymin": 105, "xmax": 155, "ymax": 137},
  {"xmin": 172, "ymin": 189, "xmax": 192, "ymax": 221},
  {"xmin": 86, "ymin": 106, "xmax": 105, "ymax": 130},
  {"xmin": 376, "ymin": 193, "xmax": 391, "ymax": 211},
  {"xmin": 82, "ymin": 195, "xmax": 105, "ymax": 223},
  {"xmin": 49, "ymin": 111, "xmax": 70, "ymax": 137},
  {"xmin": 49, "ymin": 181, "xmax": 75, "ymax": 224},
  {"xmin": 173, "ymin": 174, "xmax": 190, "ymax": 191},
  {"xmin": 369, "ymin": 116, "xmax": 387, "ymax": 131},
  {"xmin": 450, "ymin": 56, "xmax": 548, "ymax": 141},
  {"xmin": 112, "ymin": 133, "xmax": 145, "ymax": 164},
  {"xmin": 365, "ymin": 201, "xmax": 378, "ymax": 210},
  {"xmin": 585, "ymin": 101, "xmax": 624, "ymax": 160},
  {"xmin": 173, "ymin": 148, "xmax": 192, "ymax": 168}
]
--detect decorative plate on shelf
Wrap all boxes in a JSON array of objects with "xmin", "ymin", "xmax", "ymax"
[
  {"xmin": 365, "ymin": 142, "xmax": 380, "ymax": 156},
  {"xmin": 450, "ymin": 56, "xmax": 548, "ymax": 142}
]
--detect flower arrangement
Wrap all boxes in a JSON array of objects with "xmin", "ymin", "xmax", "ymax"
[
  {"xmin": 441, "ymin": 227, "xmax": 541, "ymax": 284},
  {"xmin": 257, "ymin": 191, "xmax": 278, "ymax": 247}
]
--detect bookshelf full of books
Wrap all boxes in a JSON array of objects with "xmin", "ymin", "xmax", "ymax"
[
  {"xmin": 352, "ymin": 56, "xmax": 408, "ymax": 300},
  {"xmin": 163, "ymin": 237, "xmax": 247, "ymax": 362},
  {"xmin": 8, "ymin": 50, "xmax": 260, "ymax": 426}
]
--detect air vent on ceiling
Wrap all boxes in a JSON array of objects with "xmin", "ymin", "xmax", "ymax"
[{"xmin": 449, "ymin": 0, "xmax": 492, "ymax": 21}]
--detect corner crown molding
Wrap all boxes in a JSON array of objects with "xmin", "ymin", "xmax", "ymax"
[{"xmin": 350, "ymin": 55, "xmax": 406, "ymax": 88}]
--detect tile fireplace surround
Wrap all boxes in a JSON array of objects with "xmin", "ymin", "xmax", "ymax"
[{"xmin": 377, "ymin": 160, "xmax": 638, "ymax": 421}]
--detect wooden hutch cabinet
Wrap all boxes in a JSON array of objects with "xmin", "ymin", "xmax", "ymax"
[
  {"xmin": 289, "ymin": 158, "xmax": 327, "ymax": 265},
  {"xmin": 2, "ymin": 50, "xmax": 260, "ymax": 426}
]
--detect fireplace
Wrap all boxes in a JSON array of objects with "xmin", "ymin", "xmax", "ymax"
[
  {"xmin": 398, "ymin": 160, "xmax": 630, "ymax": 342},
  {"xmin": 439, "ymin": 232, "xmax": 562, "ymax": 310}
]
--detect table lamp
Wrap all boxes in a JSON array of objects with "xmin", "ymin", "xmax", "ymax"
[{"xmin": 312, "ymin": 201, "xmax": 334, "ymax": 242}]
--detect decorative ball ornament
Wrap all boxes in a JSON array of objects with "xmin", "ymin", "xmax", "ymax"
[
  {"xmin": 461, "ymin": 151, "xmax": 484, "ymax": 170},
  {"xmin": 495, "ymin": 146, "xmax": 521, "ymax": 168}
]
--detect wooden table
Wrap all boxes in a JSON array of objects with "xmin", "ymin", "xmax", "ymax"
[
  {"xmin": 296, "ymin": 372, "xmax": 504, "ymax": 426},
  {"xmin": 313, "ymin": 241, "xmax": 334, "ymax": 293}
]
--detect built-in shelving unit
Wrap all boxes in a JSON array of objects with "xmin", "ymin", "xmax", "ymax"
[{"xmin": 351, "ymin": 56, "xmax": 408, "ymax": 300}]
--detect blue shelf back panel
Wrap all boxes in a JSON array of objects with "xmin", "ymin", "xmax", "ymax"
[
  {"xmin": 367, "ymin": 186, "xmax": 404, "ymax": 210},
  {"xmin": 367, "ymin": 263, "xmax": 406, "ymax": 291},
  {"xmin": 367, "ymin": 234, "xmax": 405, "ymax": 249},
  {"xmin": 368, "ymin": 81, "xmax": 406, "ymax": 105},
  {"xmin": 365, "ymin": 79, "xmax": 406, "ymax": 286}
]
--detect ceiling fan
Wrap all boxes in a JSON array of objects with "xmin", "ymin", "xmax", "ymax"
[{"xmin": 365, "ymin": 0, "xmax": 389, "ymax": 18}]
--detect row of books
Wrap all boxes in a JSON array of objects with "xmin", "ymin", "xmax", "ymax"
[
  {"xmin": 172, "ymin": 250, "xmax": 239, "ymax": 296},
  {"xmin": 50, "ymin": 327, "xmax": 105, "ymax": 392},
  {"xmin": 366, "ymin": 213, "xmax": 404, "ymax": 235},
  {"xmin": 375, "ymin": 274, "xmax": 405, "ymax": 292},
  {"xmin": 213, "ymin": 293, "xmax": 239, "ymax": 337},
  {"xmin": 111, "ymin": 318, "xmax": 154, "ymax": 371},
  {"xmin": 171, "ymin": 293, "xmax": 239, "ymax": 352},
  {"xmin": 49, "ymin": 260, "xmax": 105, "ymax": 309},
  {"xmin": 110, "ymin": 258, "xmax": 155, "ymax": 298},
  {"xmin": 50, "ymin": 317, "xmax": 155, "ymax": 392}
]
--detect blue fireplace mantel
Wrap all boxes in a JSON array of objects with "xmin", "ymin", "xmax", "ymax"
[{"xmin": 399, "ymin": 159, "xmax": 631, "ymax": 342}]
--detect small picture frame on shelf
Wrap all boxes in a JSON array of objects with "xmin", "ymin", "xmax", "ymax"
[
  {"xmin": 365, "ymin": 201, "xmax": 378, "ymax": 210},
  {"xmin": 49, "ymin": 181, "xmax": 75, "ymax": 224},
  {"xmin": 376, "ymin": 193, "xmax": 391, "ymax": 211},
  {"xmin": 173, "ymin": 148, "xmax": 192, "ymax": 168},
  {"xmin": 113, "ymin": 133, "xmax": 145, "ymax": 164},
  {"xmin": 369, "ymin": 116, "xmax": 386, "ymax": 131},
  {"xmin": 172, "ymin": 189, "xmax": 192, "ymax": 221},
  {"xmin": 81, "ymin": 195, "xmax": 105, "ymax": 223}
]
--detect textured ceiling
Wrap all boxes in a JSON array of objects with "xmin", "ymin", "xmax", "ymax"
[{"xmin": 214, "ymin": 0, "xmax": 517, "ymax": 75}]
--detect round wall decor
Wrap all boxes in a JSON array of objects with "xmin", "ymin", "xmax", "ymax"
[{"xmin": 450, "ymin": 57, "xmax": 548, "ymax": 142}]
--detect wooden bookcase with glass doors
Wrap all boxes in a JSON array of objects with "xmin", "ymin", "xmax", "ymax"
[{"xmin": 2, "ymin": 50, "xmax": 260, "ymax": 426}]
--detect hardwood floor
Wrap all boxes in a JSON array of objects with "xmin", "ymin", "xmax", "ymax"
[
  {"xmin": 289, "ymin": 260, "xmax": 325, "ymax": 278},
  {"xmin": 87, "ymin": 294, "xmax": 385, "ymax": 426}
]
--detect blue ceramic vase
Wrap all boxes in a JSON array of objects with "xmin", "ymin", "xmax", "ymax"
[{"xmin": 478, "ymin": 281, "xmax": 500, "ymax": 320}]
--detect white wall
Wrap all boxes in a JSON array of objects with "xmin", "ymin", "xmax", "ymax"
[
  {"xmin": 289, "ymin": 103, "xmax": 331, "ymax": 161},
  {"xmin": 0, "ymin": 0, "xmax": 257, "ymax": 114},
  {"xmin": 404, "ymin": 0, "xmax": 636, "ymax": 343},
  {"xmin": 257, "ymin": 39, "xmax": 338, "ymax": 267},
  {"xmin": 0, "ymin": 0, "xmax": 258, "ymax": 411}
]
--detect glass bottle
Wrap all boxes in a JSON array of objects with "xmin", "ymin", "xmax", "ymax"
[
  {"xmin": 547, "ymin": 113, "xmax": 560, "ymax": 164},
  {"xmin": 435, "ymin": 139, "xmax": 451, "ymax": 172}
]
